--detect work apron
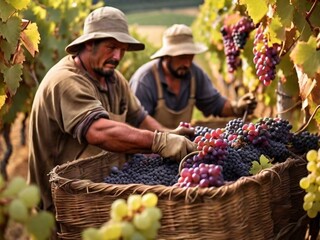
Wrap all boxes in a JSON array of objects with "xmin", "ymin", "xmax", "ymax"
[{"xmin": 152, "ymin": 64, "xmax": 196, "ymax": 129}]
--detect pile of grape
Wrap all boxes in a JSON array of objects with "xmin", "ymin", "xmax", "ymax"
[
  {"xmin": 82, "ymin": 193, "xmax": 162, "ymax": 240},
  {"xmin": 175, "ymin": 162, "xmax": 224, "ymax": 188},
  {"xmin": 104, "ymin": 154, "xmax": 179, "ymax": 186},
  {"xmin": 180, "ymin": 117, "xmax": 319, "ymax": 182},
  {"xmin": 0, "ymin": 176, "xmax": 54, "ymax": 239},
  {"xmin": 300, "ymin": 149, "xmax": 320, "ymax": 218},
  {"xmin": 104, "ymin": 118, "xmax": 319, "ymax": 188}
]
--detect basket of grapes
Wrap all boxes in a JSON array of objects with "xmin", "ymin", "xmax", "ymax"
[{"xmin": 49, "ymin": 117, "xmax": 315, "ymax": 240}]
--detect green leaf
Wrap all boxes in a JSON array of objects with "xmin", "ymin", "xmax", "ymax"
[
  {"xmin": 2, "ymin": 82, "xmax": 30, "ymax": 123},
  {"xmin": 278, "ymin": 53, "xmax": 295, "ymax": 77},
  {"xmin": 249, "ymin": 161, "xmax": 262, "ymax": 175},
  {"xmin": 290, "ymin": 36, "xmax": 320, "ymax": 78},
  {"xmin": 3, "ymin": 63, "xmax": 22, "ymax": 94},
  {"xmin": 239, "ymin": 0, "xmax": 268, "ymax": 24},
  {"xmin": 269, "ymin": 15, "xmax": 285, "ymax": 43},
  {"xmin": 259, "ymin": 154, "xmax": 272, "ymax": 168},
  {"xmin": 0, "ymin": 16, "xmax": 21, "ymax": 48},
  {"xmin": 276, "ymin": 0, "xmax": 294, "ymax": 29},
  {"xmin": 5, "ymin": 0, "xmax": 30, "ymax": 10},
  {"xmin": 0, "ymin": 38, "xmax": 16, "ymax": 62},
  {"xmin": 0, "ymin": 0, "xmax": 15, "ymax": 21}
]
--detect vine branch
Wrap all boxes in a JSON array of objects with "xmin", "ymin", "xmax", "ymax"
[{"xmin": 306, "ymin": 0, "xmax": 319, "ymax": 33}]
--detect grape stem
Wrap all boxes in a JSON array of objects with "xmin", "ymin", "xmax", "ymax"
[{"xmin": 295, "ymin": 104, "xmax": 320, "ymax": 134}]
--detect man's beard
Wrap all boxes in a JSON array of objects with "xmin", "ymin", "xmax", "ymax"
[
  {"xmin": 167, "ymin": 60, "xmax": 190, "ymax": 79},
  {"xmin": 93, "ymin": 60, "xmax": 119, "ymax": 78}
]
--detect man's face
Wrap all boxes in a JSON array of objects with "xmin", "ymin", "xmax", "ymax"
[
  {"xmin": 90, "ymin": 38, "xmax": 128, "ymax": 77},
  {"xmin": 165, "ymin": 54, "xmax": 194, "ymax": 79}
]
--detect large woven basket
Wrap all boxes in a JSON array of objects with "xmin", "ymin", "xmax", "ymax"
[{"xmin": 49, "ymin": 152, "xmax": 308, "ymax": 240}]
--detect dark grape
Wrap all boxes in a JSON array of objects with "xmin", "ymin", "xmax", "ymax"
[
  {"xmin": 221, "ymin": 16, "xmax": 255, "ymax": 73},
  {"xmin": 291, "ymin": 131, "xmax": 320, "ymax": 154},
  {"xmin": 104, "ymin": 154, "xmax": 179, "ymax": 186}
]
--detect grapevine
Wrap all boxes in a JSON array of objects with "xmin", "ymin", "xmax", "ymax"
[{"xmin": 193, "ymin": 0, "xmax": 320, "ymax": 128}]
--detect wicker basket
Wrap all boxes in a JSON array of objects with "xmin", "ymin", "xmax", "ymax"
[{"xmin": 49, "ymin": 152, "xmax": 308, "ymax": 240}]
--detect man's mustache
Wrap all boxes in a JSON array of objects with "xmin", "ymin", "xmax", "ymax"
[{"xmin": 105, "ymin": 60, "xmax": 119, "ymax": 66}]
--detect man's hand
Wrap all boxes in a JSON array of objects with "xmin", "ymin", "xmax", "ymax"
[
  {"xmin": 231, "ymin": 92, "xmax": 257, "ymax": 117},
  {"xmin": 151, "ymin": 131, "xmax": 197, "ymax": 161},
  {"xmin": 169, "ymin": 126, "xmax": 195, "ymax": 138}
]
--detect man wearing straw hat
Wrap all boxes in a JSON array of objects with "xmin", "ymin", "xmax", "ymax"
[
  {"xmin": 129, "ymin": 24, "xmax": 257, "ymax": 129},
  {"xmin": 27, "ymin": 7, "xmax": 196, "ymax": 225}
]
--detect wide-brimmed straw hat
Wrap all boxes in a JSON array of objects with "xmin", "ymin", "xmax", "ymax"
[
  {"xmin": 150, "ymin": 24, "xmax": 208, "ymax": 59},
  {"xmin": 65, "ymin": 6, "xmax": 145, "ymax": 55}
]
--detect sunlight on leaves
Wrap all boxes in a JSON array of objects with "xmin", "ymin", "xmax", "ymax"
[
  {"xmin": 290, "ymin": 36, "xmax": 320, "ymax": 78},
  {"xmin": 239, "ymin": 0, "xmax": 268, "ymax": 24}
]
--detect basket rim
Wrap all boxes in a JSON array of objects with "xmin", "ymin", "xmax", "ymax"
[{"xmin": 49, "ymin": 152, "xmax": 306, "ymax": 201}]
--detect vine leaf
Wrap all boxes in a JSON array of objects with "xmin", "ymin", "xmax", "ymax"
[
  {"xmin": 20, "ymin": 22, "xmax": 40, "ymax": 57},
  {"xmin": 290, "ymin": 36, "xmax": 320, "ymax": 78},
  {"xmin": 249, "ymin": 154, "xmax": 272, "ymax": 175},
  {"xmin": 3, "ymin": 63, "xmax": 22, "ymax": 95},
  {"xmin": 239, "ymin": 0, "xmax": 268, "ymax": 24},
  {"xmin": 5, "ymin": 0, "xmax": 30, "ymax": 10},
  {"xmin": 0, "ymin": 0, "xmax": 15, "ymax": 22},
  {"xmin": 0, "ymin": 16, "xmax": 21, "ymax": 50},
  {"xmin": 249, "ymin": 161, "xmax": 262, "ymax": 175},
  {"xmin": 259, "ymin": 154, "xmax": 272, "ymax": 169},
  {"xmin": 276, "ymin": 0, "xmax": 294, "ymax": 29},
  {"xmin": 269, "ymin": 15, "xmax": 285, "ymax": 43}
]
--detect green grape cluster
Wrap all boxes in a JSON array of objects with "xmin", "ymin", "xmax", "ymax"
[
  {"xmin": 0, "ymin": 175, "xmax": 55, "ymax": 240},
  {"xmin": 82, "ymin": 192, "xmax": 162, "ymax": 240},
  {"xmin": 300, "ymin": 149, "xmax": 320, "ymax": 218}
]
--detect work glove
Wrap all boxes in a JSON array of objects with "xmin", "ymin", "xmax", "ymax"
[
  {"xmin": 169, "ymin": 126, "xmax": 195, "ymax": 138},
  {"xmin": 151, "ymin": 131, "xmax": 197, "ymax": 162},
  {"xmin": 231, "ymin": 92, "xmax": 257, "ymax": 117}
]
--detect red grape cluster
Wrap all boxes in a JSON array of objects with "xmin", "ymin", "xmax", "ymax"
[
  {"xmin": 176, "ymin": 163, "xmax": 224, "ymax": 188},
  {"xmin": 227, "ymin": 122, "xmax": 271, "ymax": 148},
  {"xmin": 221, "ymin": 16, "xmax": 255, "ymax": 73},
  {"xmin": 193, "ymin": 128, "xmax": 228, "ymax": 165},
  {"xmin": 253, "ymin": 24, "xmax": 281, "ymax": 86},
  {"xmin": 221, "ymin": 25, "xmax": 241, "ymax": 73},
  {"xmin": 232, "ymin": 17, "xmax": 256, "ymax": 49}
]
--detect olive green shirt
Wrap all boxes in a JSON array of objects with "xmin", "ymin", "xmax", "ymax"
[{"xmin": 27, "ymin": 55, "xmax": 147, "ymax": 211}]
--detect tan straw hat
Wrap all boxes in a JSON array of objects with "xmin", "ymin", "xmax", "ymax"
[
  {"xmin": 65, "ymin": 6, "xmax": 145, "ymax": 55},
  {"xmin": 150, "ymin": 24, "xmax": 208, "ymax": 59}
]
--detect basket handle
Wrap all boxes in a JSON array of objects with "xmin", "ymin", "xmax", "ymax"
[{"xmin": 178, "ymin": 151, "xmax": 200, "ymax": 174}]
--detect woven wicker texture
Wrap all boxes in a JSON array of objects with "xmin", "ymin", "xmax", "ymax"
[{"xmin": 49, "ymin": 152, "xmax": 307, "ymax": 240}]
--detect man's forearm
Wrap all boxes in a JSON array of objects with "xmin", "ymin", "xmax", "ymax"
[{"xmin": 85, "ymin": 118, "xmax": 154, "ymax": 153}]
